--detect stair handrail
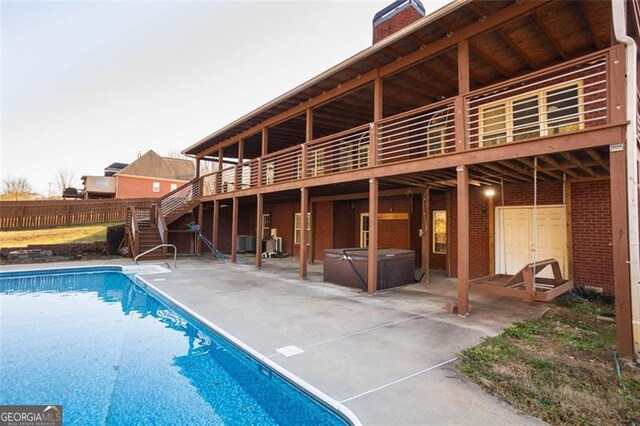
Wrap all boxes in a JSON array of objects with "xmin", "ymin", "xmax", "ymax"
[
  {"xmin": 129, "ymin": 206, "xmax": 140, "ymax": 257},
  {"xmin": 157, "ymin": 209, "xmax": 168, "ymax": 248},
  {"xmin": 134, "ymin": 244, "xmax": 177, "ymax": 268}
]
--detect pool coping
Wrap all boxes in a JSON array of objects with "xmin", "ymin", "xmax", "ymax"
[{"xmin": 0, "ymin": 264, "xmax": 362, "ymax": 426}]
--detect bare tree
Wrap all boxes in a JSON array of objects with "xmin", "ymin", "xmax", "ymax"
[
  {"xmin": 54, "ymin": 168, "xmax": 76, "ymax": 197},
  {"xmin": 1, "ymin": 176, "xmax": 37, "ymax": 201}
]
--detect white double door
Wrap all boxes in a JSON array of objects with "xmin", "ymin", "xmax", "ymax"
[{"xmin": 496, "ymin": 206, "xmax": 567, "ymax": 278}]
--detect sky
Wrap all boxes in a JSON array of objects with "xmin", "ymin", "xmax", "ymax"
[{"xmin": 1, "ymin": 0, "xmax": 449, "ymax": 195}]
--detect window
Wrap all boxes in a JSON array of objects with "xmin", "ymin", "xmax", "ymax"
[
  {"xmin": 152, "ymin": 182, "xmax": 160, "ymax": 193},
  {"xmin": 261, "ymin": 214, "xmax": 271, "ymax": 240},
  {"xmin": 310, "ymin": 150, "xmax": 325, "ymax": 177},
  {"xmin": 479, "ymin": 81, "xmax": 583, "ymax": 146},
  {"xmin": 294, "ymin": 212, "xmax": 311, "ymax": 244},
  {"xmin": 170, "ymin": 183, "xmax": 178, "ymax": 191},
  {"xmin": 360, "ymin": 213, "xmax": 369, "ymax": 248},
  {"xmin": 95, "ymin": 178, "xmax": 109, "ymax": 187},
  {"xmin": 433, "ymin": 210, "xmax": 446, "ymax": 254}
]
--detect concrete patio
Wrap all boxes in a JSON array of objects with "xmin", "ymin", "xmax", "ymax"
[{"xmin": 2, "ymin": 257, "xmax": 547, "ymax": 425}]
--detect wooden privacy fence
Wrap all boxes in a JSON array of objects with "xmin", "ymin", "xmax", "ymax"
[{"xmin": 0, "ymin": 198, "xmax": 156, "ymax": 230}]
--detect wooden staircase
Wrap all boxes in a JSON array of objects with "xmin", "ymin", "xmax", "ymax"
[
  {"xmin": 165, "ymin": 199, "xmax": 199, "ymax": 225},
  {"xmin": 137, "ymin": 221, "xmax": 166, "ymax": 259}
]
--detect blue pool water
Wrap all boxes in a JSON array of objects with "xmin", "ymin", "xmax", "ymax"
[{"xmin": 0, "ymin": 267, "xmax": 349, "ymax": 425}]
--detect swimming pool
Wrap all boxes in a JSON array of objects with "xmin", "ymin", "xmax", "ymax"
[{"xmin": 0, "ymin": 266, "xmax": 358, "ymax": 425}]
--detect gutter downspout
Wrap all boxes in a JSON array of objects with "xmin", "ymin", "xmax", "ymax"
[{"xmin": 612, "ymin": 0, "xmax": 640, "ymax": 361}]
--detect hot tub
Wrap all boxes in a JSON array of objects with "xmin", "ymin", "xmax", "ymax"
[{"xmin": 323, "ymin": 248, "xmax": 416, "ymax": 290}]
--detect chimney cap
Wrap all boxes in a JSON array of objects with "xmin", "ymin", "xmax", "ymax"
[{"xmin": 373, "ymin": 0, "xmax": 426, "ymax": 27}]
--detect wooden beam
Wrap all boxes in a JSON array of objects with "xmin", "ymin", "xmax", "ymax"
[
  {"xmin": 311, "ymin": 187, "xmax": 420, "ymax": 203},
  {"xmin": 256, "ymin": 194, "xmax": 263, "ymax": 268},
  {"xmin": 457, "ymin": 165, "xmax": 470, "ymax": 316},
  {"xmin": 368, "ymin": 178, "xmax": 379, "ymax": 294},
  {"xmin": 495, "ymin": 28, "xmax": 538, "ymax": 70},
  {"xmin": 577, "ymin": 1, "xmax": 600, "ymax": 49},
  {"xmin": 469, "ymin": 44, "xmax": 512, "ymax": 78},
  {"xmin": 300, "ymin": 187, "xmax": 308, "ymax": 279},
  {"xmin": 585, "ymin": 149, "xmax": 609, "ymax": 172},
  {"xmin": 231, "ymin": 197, "xmax": 238, "ymax": 263},
  {"xmin": 532, "ymin": 12, "xmax": 569, "ymax": 60},
  {"xmin": 515, "ymin": 157, "xmax": 563, "ymax": 180},
  {"xmin": 480, "ymin": 162, "xmax": 531, "ymax": 182},
  {"xmin": 539, "ymin": 154, "xmax": 580, "ymax": 178},
  {"xmin": 610, "ymin": 145, "xmax": 634, "ymax": 359},
  {"xmin": 421, "ymin": 187, "xmax": 430, "ymax": 282},
  {"xmin": 560, "ymin": 152, "xmax": 597, "ymax": 177}
]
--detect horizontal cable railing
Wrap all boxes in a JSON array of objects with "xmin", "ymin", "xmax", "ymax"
[
  {"xmin": 159, "ymin": 178, "xmax": 201, "ymax": 218},
  {"xmin": 261, "ymin": 145, "xmax": 303, "ymax": 185},
  {"xmin": 377, "ymin": 100, "xmax": 456, "ymax": 164},
  {"xmin": 466, "ymin": 54, "xmax": 608, "ymax": 148},
  {"xmin": 306, "ymin": 125, "xmax": 371, "ymax": 177},
  {"xmin": 217, "ymin": 166, "xmax": 236, "ymax": 193}
]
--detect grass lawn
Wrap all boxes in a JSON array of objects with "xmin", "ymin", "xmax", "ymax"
[
  {"xmin": 458, "ymin": 291, "xmax": 640, "ymax": 425},
  {"xmin": 0, "ymin": 222, "xmax": 123, "ymax": 248}
]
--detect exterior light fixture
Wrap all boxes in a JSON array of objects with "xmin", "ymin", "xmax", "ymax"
[{"xmin": 484, "ymin": 187, "xmax": 496, "ymax": 197}]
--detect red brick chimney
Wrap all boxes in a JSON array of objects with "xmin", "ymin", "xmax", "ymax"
[{"xmin": 373, "ymin": 0, "xmax": 426, "ymax": 44}]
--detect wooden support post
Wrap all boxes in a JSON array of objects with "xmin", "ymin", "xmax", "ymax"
[
  {"xmin": 212, "ymin": 200, "xmax": 219, "ymax": 248},
  {"xmin": 262, "ymin": 128, "xmax": 268, "ymax": 156},
  {"xmin": 607, "ymin": 44, "xmax": 626, "ymax": 125},
  {"xmin": 446, "ymin": 191, "xmax": 452, "ymax": 277},
  {"xmin": 196, "ymin": 203, "xmax": 203, "ymax": 255},
  {"xmin": 195, "ymin": 158, "xmax": 201, "ymax": 178},
  {"xmin": 306, "ymin": 108, "xmax": 313, "ymax": 142},
  {"xmin": 373, "ymin": 76, "xmax": 383, "ymax": 121},
  {"xmin": 610, "ymin": 144, "xmax": 634, "ymax": 359},
  {"xmin": 256, "ymin": 194, "xmax": 263, "ymax": 268},
  {"xmin": 309, "ymin": 201, "xmax": 316, "ymax": 264},
  {"xmin": 368, "ymin": 178, "xmax": 379, "ymax": 294},
  {"xmin": 421, "ymin": 187, "xmax": 430, "ymax": 282},
  {"xmin": 457, "ymin": 40, "xmax": 470, "ymax": 95},
  {"xmin": 238, "ymin": 139, "xmax": 244, "ymax": 164},
  {"xmin": 231, "ymin": 197, "xmax": 238, "ymax": 263},
  {"xmin": 457, "ymin": 165, "xmax": 470, "ymax": 316},
  {"xmin": 218, "ymin": 148, "xmax": 223, "ymax": 171},
  {"xmin": 300, "ymin": 187, "xmax": 309, "ymax": 279},
  {"xmin": 488, "ymin": 195, "xmax": 495, "ymax": 275}
]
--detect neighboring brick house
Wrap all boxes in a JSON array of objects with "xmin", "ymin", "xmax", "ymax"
[
  {"xmin": 81, "ymin": 151, "xmax": 194, "ymax": 199},
  {"xmin": 132, "ymin": 0, "xmax": 640, "ymax": 358},
  {"xmin": 114, "ymin": 150, "xmax": 195, "ymax": 198}
]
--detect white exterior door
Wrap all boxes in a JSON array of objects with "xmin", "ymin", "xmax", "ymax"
[{"xmin": 496, "ymin": 206, "xmax": 567, "ymax": 278}]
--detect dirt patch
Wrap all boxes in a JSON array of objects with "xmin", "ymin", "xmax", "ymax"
[{"xmin": 458, "ymin": 295, "xmax": 639, "ymax": 425}]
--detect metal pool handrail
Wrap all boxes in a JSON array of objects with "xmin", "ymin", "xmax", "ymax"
[{"xmin": 134, "ymin": 244, "xmax": 177, "ymax": 268}]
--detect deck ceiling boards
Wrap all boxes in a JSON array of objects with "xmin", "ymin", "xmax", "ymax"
[
  {"xmin": 186, "ymin": 0, "xmax": 613, "ymax": 158},
  {"xmin": 242, "ymin": 133, "xmax": 262, "ymax": 160},
  {"xmin": 267, "ymin": 114, "xmax": 306, "ymax": 153},
  {"xmin": 500, "ymin": 16, "xmax": 557, "ymax": 67}
]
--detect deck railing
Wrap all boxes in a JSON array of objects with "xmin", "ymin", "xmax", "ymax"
[
  {"xmin": 377, "ymin": 99, "xmax": 456, "ymax": 164},
  {"xmin": 465, "ymin": 51, "xmax": 609, "ymax": 148},
  {"xmin": 183, "ymin": 47, "xmax": 621, "ymax": 200}
]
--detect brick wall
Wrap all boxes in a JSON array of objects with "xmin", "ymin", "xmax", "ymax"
[
  {"xmin": 313, "ymin": 201, "xmax": 333, "ymax": 261},
  {"xmin": 571, "ymin": 180, "xmax": 613, "ymax": 292},
  {"xmin": 373, "ymin": 6, "xmax": 423, "ymax": 43},
  {"xmin": 116, "ymin": 175, "xmax": 188, "ymax": 199}
]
